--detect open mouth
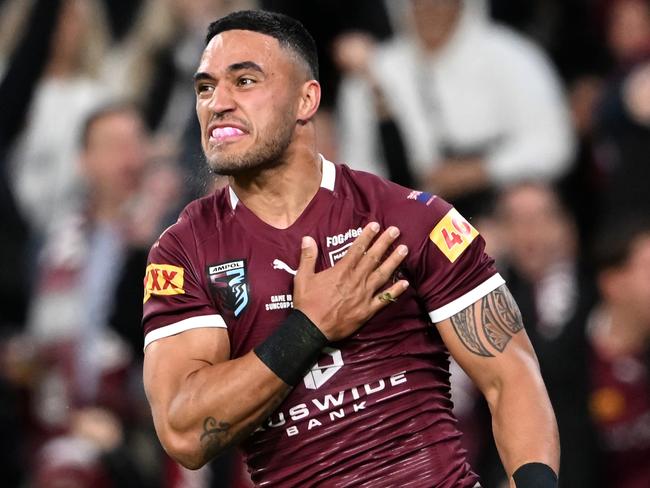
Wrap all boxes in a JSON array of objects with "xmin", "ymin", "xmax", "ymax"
[{"xmin": 209, "ymin": 126, "xmax": 247, "ymax": 144}]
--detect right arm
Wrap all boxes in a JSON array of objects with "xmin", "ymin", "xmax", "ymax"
[
  {"xmin": 143, "ymin": 223, "xmax": 408, "ymax": 469},
  {"xmin": 143, "ymin": 326, "xmax": 290, "ymax": 469}
]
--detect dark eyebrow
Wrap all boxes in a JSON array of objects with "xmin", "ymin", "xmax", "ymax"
[
  {"xmin": 193, "ymin": 61, "xmax": 264, "ymax": 83},
  {"xmin": 193, "ymin": 72, "xmax": 214, "ymax": 83},
  {"xmin": 228, "ymin": 61, "xmax": 264, "ymax": 74}
]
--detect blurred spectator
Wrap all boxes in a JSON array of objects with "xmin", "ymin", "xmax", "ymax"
[
  {"xmin": 96, "ymin": 0, "xmax": 256, "ymax": 202},
  {"xmin": 587, "ymin": 219, "xmax": 650, "ymax": 488},
  {"xmin": 27, "ymin": 102, "xmax": 179, "ymax": 402},
  {"xmin": 602, "ymin": 0, "xmax": 650, "ymax": 69},
  {"xmin": 594, "ymin": 0, "xmax": 650, "ymax": 227},
  {"xmin": 0, "ymin": 1, "xmax": 65, "ymax": 485},
  {"xmin": 0, "ymin": 0, "xmax": 64, "ymax": 332},
  {"xmin": 453, "ymin": 183, "xmax": 601, "ymax": 487},
  {"xmin": 489, "ymin": 182, "xmax": 601, "ymax": 487},
  {"xmin": 336, "ymin": 0, "xmax": 574, "ymax": 218},
  {"xmin": 19, "ymin": 103, "xmax": 180, "ymax": 487},
  {"xmin": 4, "ymin": 0, "xmax": 112, "ymax": 236},
  {"xmin": 33, "ymin": 406, "xmax": 145, "ymax": 488}
]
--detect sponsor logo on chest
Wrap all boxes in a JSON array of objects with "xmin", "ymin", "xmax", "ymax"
[
  {"xmin": 325, "ymin": 227, "xmax": 362, "ymax": 267},
  {"xmin": 259, "ymin": 366, "xmax": 410, "ymax": 439},
  {"xmin": 207, "ymin": 260, "xmax": 249, "ymax": 317}
]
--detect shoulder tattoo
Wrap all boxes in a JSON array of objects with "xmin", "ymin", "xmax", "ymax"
[{"xmin": 449, "ymin": 284, "xmax": 524, "ymax": 357}]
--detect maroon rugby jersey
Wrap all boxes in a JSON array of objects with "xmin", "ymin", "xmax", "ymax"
[
  {"xmin": 589, "ymin": 339, "xmax": 650, "ymax": 488},
  {"xmin": 143, "ymin": 158, "xmax": 503, "ymax": 487}
]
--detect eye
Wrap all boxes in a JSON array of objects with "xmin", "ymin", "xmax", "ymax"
[
  {"xmin": 237, "ymin": 77, "xmax": 256, "ymax": 87},
  {"xmin": 195, "ymin": 83, "xmax": 214, "ymax": 96}
]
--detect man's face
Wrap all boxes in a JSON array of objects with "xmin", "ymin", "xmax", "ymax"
[
  {"xmin": 83, "ymin": 110, "xmax": 148, "ymax": 198},
  {"xmin": 614, "ymin": 235, "xmax": 650, "ymax": 325},
  {"xmin": 194, "ymin": 29, "xmax": 303, "ymax": 175},
  {"xmin": 499, "ymin": 185, "xmax": 574, "ymax": 280},
  {"xmin": 411, "ymin": 0, "xmax": 462, "ymax": 51}
]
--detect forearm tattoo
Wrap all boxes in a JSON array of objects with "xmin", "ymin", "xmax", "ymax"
[
  {"xmin": 200, "ymin": 417, "xmax": 231, "ymax": 459},
  {"xmin": 450, "ymin": 285, "xmax": 524, "ymax": 357},
  {"xmin": 199, "ymin": 389, "xmax": 290, "ymax": 462}
]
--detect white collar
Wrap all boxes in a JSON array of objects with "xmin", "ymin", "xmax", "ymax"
[{"xmin": 228, "ymin": 155, "xmax": 336, "ymax": 209}]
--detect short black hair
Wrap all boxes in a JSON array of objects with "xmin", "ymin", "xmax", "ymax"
[
  {"xmin": 80, "ymin": 101, "xmax": 142, "ymax": 149},
  {"xmin": 205, "ymin": 10, "xmax": 319, "ymax": 81},
  {"xmin": 593, "ymin": 217, "xmax": 650, "ymax": 272}
]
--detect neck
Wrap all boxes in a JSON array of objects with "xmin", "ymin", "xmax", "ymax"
[
  {"xmin": 90, "ymin": 189, "xmax": 130, "ymax": 223},
  {"xmin": 45, "ymin": 54, "xmax": 76, "ymax": 79},
  {"xmin": 229, "ymin": 145, "xmax": 322, "ymax": 229}
]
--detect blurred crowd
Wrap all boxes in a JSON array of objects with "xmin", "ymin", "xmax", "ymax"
[{"xmin": 0, "ymin": 1, "xmax": 649, "ymax": 487}]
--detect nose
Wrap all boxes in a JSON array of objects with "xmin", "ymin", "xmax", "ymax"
[{"xmin": 208, "ymin": 83, "xmax": 236, "ymax": 115}]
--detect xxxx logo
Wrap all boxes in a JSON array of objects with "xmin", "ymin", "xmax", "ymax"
[{"xmin": 143, "ymin": 264, "xmax": 185, "ymax": 303}]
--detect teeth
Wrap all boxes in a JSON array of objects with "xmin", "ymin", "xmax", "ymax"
[{"xmin": 212, "ymin": 127, "xmax": 244, "ymax": 139}]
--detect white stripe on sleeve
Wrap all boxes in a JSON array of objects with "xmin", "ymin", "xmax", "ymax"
[
  {"xmin": 144, "ymin": 314, "xmax": 227, "ymax": 350},
  {"xmin": 428, "ymin": 273, "xmax": 505, "ymax": 323}
]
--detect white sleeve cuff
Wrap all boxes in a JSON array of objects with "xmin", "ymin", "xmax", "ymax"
[
  {"xmin": 428, "ymin": 274, "xmax": 505, "ymax": 323},
  {"xmin": 143, "ymin": 314, "xmax": 227, "ymax": 350}
]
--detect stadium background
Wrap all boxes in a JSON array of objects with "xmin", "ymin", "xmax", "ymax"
[{"xmin": 0, "ymin": 0, "xmax": 649, "ymax": 486}]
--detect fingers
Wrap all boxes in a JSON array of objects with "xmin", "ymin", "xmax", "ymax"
[
  {"xmin": 372, "ymin": 280, "xmax": 410, "ymax": 310},
  {"xmin": 355, "ymin": 225, "xmax": 402, "ymax": 276},
  {"xmin": 365, "ymin": 243, "xmax": 408, "ymax": 290},
  {"xmin": 339, "ymin": 222, "xmax": 381, "ymax": 267},
  {"xmin": 296, "ymin": 236, "xmax": 318, "ymax": 277}
]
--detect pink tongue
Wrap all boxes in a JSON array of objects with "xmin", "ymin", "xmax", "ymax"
[{"xmin": 213, "ymin": 127, "xmax": 243, "ymax": 138}]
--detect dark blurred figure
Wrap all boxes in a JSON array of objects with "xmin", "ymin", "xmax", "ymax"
[
  {"xmin": 260, "ymin": 0, "xmax": 393, "ymax": 108},
  {"xmin": 495, "ymin": 183, "xmax": 602, "ymax": 487},
  {"xmin": 489, "ymin": 0, "xmax": 609, "ymax": 82},
  {"xmin": 458, "ymin": 182, "xmax": 602, "ymax": 487},
  {"xmin": 594, "ymin": 0, "xmax": 650, "ymax": 227},
  {"xmin": 22, "ymin": 103, "xmax": 181, "ymax": 488},
  {"xmin": 0, "ymin": 1, "xmax": 64, "ymax": 485},
  {"xmin": 587, "ymin": 220, "xmax": 650, "ymax": 488}
]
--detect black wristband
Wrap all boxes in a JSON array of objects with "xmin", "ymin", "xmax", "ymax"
[
  {"xmin": 512, "ymin": 463, "xmax": 558, "ymax": 488},
  {"xmin": 254, "ymin": 309, "xmax": 329, "ymax": 386}
]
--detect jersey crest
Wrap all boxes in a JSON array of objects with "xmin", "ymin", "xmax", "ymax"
[{"xmin": 207, "ymin": 260, "xmax": 250, "ymax": 317}]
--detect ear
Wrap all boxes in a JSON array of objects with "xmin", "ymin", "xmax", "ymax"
[{"xmin": 296, "ymin": 80, "xmax": 321, "ymax": 124}]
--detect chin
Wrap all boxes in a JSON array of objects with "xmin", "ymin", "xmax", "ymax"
[{"xmin": 206, "ymin": 155, "xmax": 256, "ymax": 176}]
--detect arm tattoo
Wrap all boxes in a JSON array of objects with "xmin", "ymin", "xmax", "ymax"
[
  {"xmin": 200, "ymin": 417, "xmax": 231, "ymax": 460},
  {"xmin": 450, "ymin": 284, "xmax": 524, "ymax": 356},
  {"xmin": 199, "ymin": 389, "xmax": 290, "ymax": 462},
  {"xmin": 450, "ymin": 302, "xmax": 493, "ymax": 357},
  {"xmin": 486, "ymin": 285, "xmax": 524, "ymax": 334}
]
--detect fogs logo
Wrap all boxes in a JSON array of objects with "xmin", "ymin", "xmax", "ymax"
[
  {"xmin": 326, "ymin": 227, "xmax": 362, "ymax": 267},
  {"xmin": 303, "ymin": 347, "xmax": 343, "ymax": 390},
  {"xmin": 208, "ymin": 260, "xmax": 249, "ymax": 317}
]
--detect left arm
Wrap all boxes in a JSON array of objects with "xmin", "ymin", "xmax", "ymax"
[{"xmin": 436, "ymin": 284, "xmax": 559, "ymax": 487}]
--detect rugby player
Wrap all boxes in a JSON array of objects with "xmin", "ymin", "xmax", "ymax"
[{"xmin": 142, "ymin": 10, "xmax": 559, "ymax": 487}]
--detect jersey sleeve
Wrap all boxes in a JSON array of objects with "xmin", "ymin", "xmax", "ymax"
[
  {"xmin": 401, "ymin": 194, "xmax": 504, "ymax": 323},
  {"xmin": 142, "ymin": 217, "xmax": 225, "ymax": 350}
]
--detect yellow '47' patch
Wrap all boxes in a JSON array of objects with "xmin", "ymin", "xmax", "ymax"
[{"xmin": 429, "ymin": 208, "xmax": 479, "ymax": 262}]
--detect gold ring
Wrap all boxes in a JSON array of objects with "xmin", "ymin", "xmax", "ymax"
[{"xmin": 378, "ymin": 292, "xmax": 397, "ymax": 303}]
